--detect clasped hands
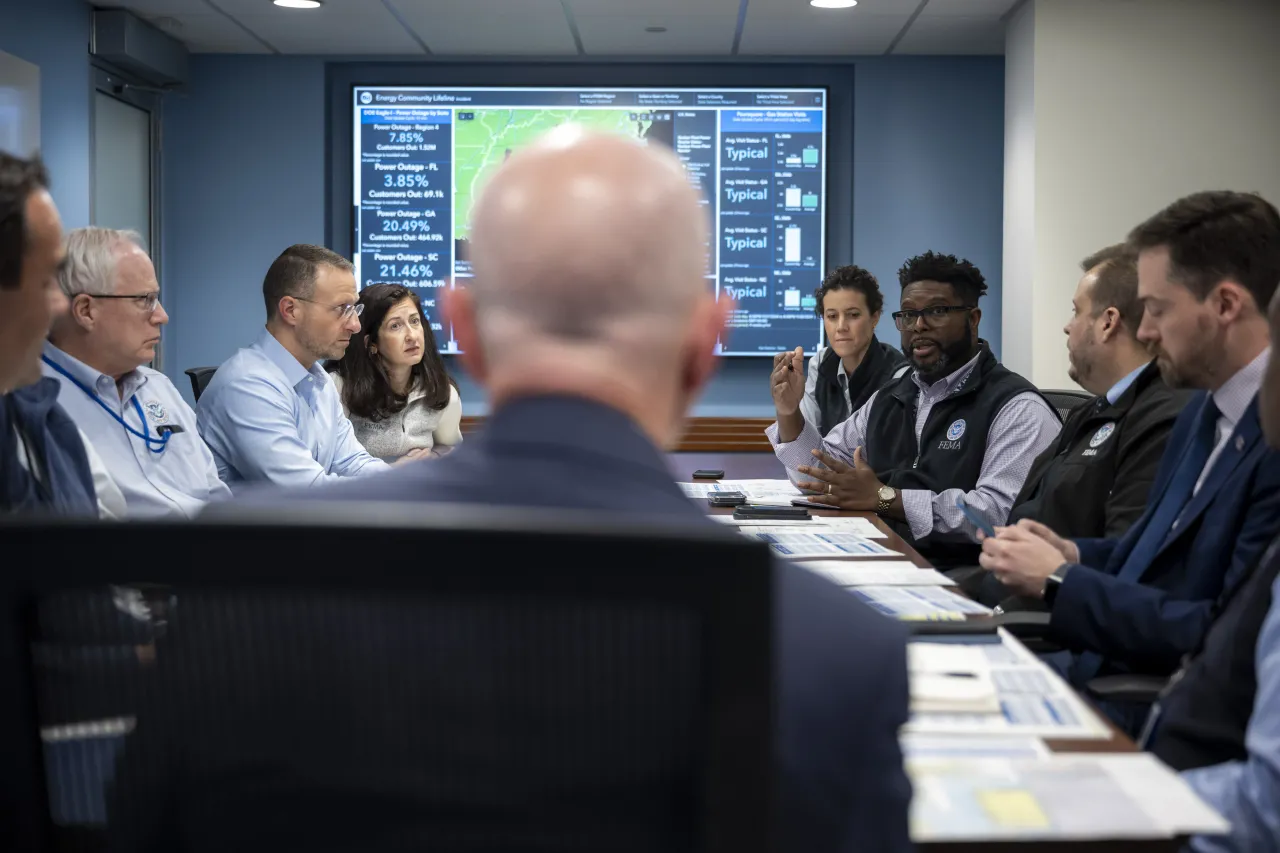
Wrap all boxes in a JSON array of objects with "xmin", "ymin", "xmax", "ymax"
[
  {"xmin": 796, "ymin": 447, "xmax": 885, "ymax": 511},
  {"xmin": 977, "ymin": 519, "xmax": 1080, "ymax": 597}
]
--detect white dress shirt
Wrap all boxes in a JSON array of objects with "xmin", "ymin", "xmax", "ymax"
[
  {"xmin": 42, "ymin": 343, "xmax": 230, "ymax": 519},
  {"xmin": 768, "ymin": 351, "xmax": 1061, "ymax": 541},
  {"xmin": 1193, "ymin": 347, "xmax": 1269, "ymax": 497},
  {"xmin": 197, "ymin": 329, "xmax": 390, "ymax": 488}
]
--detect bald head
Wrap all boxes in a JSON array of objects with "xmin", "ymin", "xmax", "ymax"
[{"xmin": 468, "ymin": 126, "xmax": 709, "ymax": 355}]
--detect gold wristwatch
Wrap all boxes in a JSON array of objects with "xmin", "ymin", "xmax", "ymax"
[{"xmin": 876, "ymin": 485, "xmax": 896, "ymax": 515}]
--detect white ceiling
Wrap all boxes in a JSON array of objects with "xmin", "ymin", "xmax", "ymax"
[{"xmin": 93, "ymin": 0, "xmax": 1022, "ymax": 56}]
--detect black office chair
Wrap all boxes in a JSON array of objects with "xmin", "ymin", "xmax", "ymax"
[
  {"xmin": 1040, "ymin": 388, "xmax": 1094, "ymax": 421},
  {"xmin": 183, "ymin": 366, "xmax": 217, "ymax": 401},
  {"xmin": 0, "ymin": 505, "xmax": 774, "ymax": 853}
]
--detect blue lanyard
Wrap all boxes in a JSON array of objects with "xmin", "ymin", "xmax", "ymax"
[{"xmin": 42, "ymin": 355, "xmax": 171, "ymax": 455}]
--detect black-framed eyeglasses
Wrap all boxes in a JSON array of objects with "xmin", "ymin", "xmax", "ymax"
[
  {"xmin": 891, "ymin": 305, "xmax": 974, "ymax": 331},
  {"xmin": 74, "ymin": 291, "xmax": 162, "ymax": 313},
  {"xmin": 292, "ymin": 296, "xmax": 363, "ymax": 321}
]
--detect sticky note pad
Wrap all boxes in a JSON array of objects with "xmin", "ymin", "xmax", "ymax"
[{"xmin": 977, "ymin": 789, "xmax": 1051, "ymax": 829}]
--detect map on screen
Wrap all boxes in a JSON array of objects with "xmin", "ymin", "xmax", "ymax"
[{"xmin": 352, "ymin": 86, "xmax": 828, "ymax": 356}]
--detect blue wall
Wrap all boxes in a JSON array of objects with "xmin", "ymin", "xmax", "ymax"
[
  {"xmin": 162, "ymin": 54, "xmax": 1005, "ymax": 414},
  {"xmin": 0, "ymin": 0, "xmax": 92, "ymax": 228}
]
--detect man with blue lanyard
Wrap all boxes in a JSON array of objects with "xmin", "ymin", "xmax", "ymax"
[{"xmin": 43, "ymin": 227, "xmax": 230, "ymax": 518}]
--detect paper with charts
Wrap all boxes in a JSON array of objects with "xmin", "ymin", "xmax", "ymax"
[
  {"xmin": 711, "ymin": 514, "xmax": 888, "ymax": 539},
  {"xmin": 800, "ymin": 560, "xmax": 955, "ymax": 587},
  {"xmin": 742, "ymin": 530, "xmax": 895, "ymax": 558},
  {"xmin": 908, "ymin": 753, "xmax": 1228, "ymax": 842},
  {"xmin": 850, "ymin": 586, "xmax": 991, "ymax": 619},
  {"xmin": 680, "ymin": 479, "xmax": 804, "ymax": 506},
  {"xmin": 904, "ymin": 631, "xmax": 1110, "ymax": 739}
]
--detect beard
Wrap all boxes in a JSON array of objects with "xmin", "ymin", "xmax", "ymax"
[
  {"xmin": 297, "ymin": 323, "xmax": 350, "ymax": 363},
  {"xmin": 1155, "ymin": 318, "xmax": 1222, "ymax": 390},
  {"xmin": 912, "ymin": 324, "xmax": 977, "ymax": 383},
  {"xmin": 1067, "ymin": 329, "xmax": 1096, "ymax": 387}
]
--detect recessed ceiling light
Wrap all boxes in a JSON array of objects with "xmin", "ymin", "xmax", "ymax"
[
  {"xmin": 273, "ymin": 0, "xmax": 322, "ymax": 8},
  {"xmin": 810, "ymin": 0, "xmax": 857, "ymax": 7},
  {"xmin": 645, "ymin": 25, "xmax": 667, "ymax": 33}
]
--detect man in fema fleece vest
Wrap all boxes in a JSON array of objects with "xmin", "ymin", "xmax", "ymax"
[{"xmin": 768, "ymin": 251, "xmax": 1061, "ymax": 568}]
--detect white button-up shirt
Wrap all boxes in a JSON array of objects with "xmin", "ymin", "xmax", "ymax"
[{"xmin": 42, "ymin": 343, "xmax": 231, "ymax": 519}]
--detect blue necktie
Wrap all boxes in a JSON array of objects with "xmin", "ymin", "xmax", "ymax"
[
  {"xmin": 1115, "ymin": 396, "xmax": 1220, "ymax": 584},
  {"xmin": 1072, "ymin": 397, "xmax": 1221, "ymax": 687}
]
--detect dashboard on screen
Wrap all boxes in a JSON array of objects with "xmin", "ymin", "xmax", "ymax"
[{"xmin": 351, "ymin": 86, "xmax": 827, "ymax": 356}]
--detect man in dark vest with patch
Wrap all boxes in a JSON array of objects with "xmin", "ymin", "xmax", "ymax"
[
  {"xmin": 767, "ymin": 251, "xmax": 1061, "ymax": 568},
  {"xmin": 961, "ymin": 243, "xmax": 1188, "ymax": 606}
]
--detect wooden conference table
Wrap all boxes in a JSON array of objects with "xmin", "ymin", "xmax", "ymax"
[{"xmin": 669, "ymin": 452, "xmax": 1187, "ymax": 853}]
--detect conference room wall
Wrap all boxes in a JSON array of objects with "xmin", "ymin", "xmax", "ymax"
[
  {"xmin": 0, "ymin": 0, "xmax": 92, "ymax": 229},
  {"xmin": 1002, "ymin": 0, "xmax": 1280, "ymax": 389},
  {"xmin": 161, "ymin": 54, "xmax": 1005, "ymax": 414}
]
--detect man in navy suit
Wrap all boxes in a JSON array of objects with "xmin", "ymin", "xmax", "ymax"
[
  {"xmin": 210, "ymin": 128, "xmax": 911, "ymax": 852},
  {"xmin": 979, "ymin": 191, "xmax": 1280, "ymax": 735}
]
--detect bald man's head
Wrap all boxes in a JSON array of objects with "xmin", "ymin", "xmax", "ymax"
[{"xmin": 446, "ymin": 125, "xmax": 726, "ymax": 446}]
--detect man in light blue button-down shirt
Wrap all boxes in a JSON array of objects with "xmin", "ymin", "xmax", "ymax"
[
  {"xmin": 197, "ymin": 244, "xmax": 389, "ymax": 488},
  {"xmin": 44, "ymin": 227, "xmax": 230, "ymax": 518}
]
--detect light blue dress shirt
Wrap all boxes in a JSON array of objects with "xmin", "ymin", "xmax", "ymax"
[
  {"xmin": 1106, "ymin": 362, "xmax": 1148, "ymax": 405},
  {"xmin": 197, "ymin": 329, "xmax": 390, "ymax": 488},
  {"xmin": 1182, "ymin": 571, "xmax": 1280, "ymax": 853},
  {"xmin": 42, "ymin": 342, "xmax": 230, "ymax": 519}
]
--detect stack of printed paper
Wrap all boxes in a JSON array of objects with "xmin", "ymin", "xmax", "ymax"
[
  {"xmin": 800, "ymin": 559, "xmax": 955, "ymax": 587},
  {"xmin": 908, "ymin": 753, "xmax": 1227, "ymax": 842},
  {"xmin": 908, "ymin": 643, "xmax": 1001, "ymax": 714},
  {"xmin": 850, "ymin": 586, "xmax": 991, "ymax": 619},
  {"xmin": 904, "ymin": 630, "xmax": 1110, "ymax": 739}
]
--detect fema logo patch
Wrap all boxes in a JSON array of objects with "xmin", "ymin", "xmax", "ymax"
[
  {"xmin": 1089, "ymin": 422, "xmax": 1116, "ymax": 448},
  {"xmin": 143, "ymin": 400, "xmax": 169, "ymax": 423},
  {"xmin": 946, "ymin": 419, "xmax": 967, "ymax": 441}
]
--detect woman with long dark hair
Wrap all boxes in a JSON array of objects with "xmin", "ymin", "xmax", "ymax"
[{"xmin": 329, "ymin": 284, "xmax": 462, "ymax": 461}]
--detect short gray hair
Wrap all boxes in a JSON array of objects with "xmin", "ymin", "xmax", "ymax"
[{"xmin": 58, "ymin": 227, "xmax": 146, "ymax": 297}]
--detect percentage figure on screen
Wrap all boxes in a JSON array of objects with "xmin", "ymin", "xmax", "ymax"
[
  {"xmin": 379, "ymin": 263, "xmax": 435, "ymax": 279},
  {"xmin": 388, "ymin": 131, "xmax": 425, "ymax": 143},
  {"xmin": 380, "ymin": 219, "xmax": 434, "ymax": 233},
  {"xmin": 383, "ymin": 174, "xmax": 432, "ymax": 188}
]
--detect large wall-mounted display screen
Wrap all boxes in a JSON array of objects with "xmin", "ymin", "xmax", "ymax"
[{"xmin": 352, "ymin": 86, "xmax": 827, "ymax": 355}]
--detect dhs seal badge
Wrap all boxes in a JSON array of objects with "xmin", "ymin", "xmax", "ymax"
[
  {"xmin": 143, "ymin": 400, "xmax": 169, "ymax": 423},
  {"xmin": 1089, "ymin": 423, "xmax": 1116, "ymax": 448},
  {"xmin": 939, "ymin": 419, "xmax": 967, "ymax": 450}
]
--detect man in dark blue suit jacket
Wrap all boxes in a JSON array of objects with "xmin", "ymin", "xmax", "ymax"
[
  {"xmin": 204, "ymin": 128, "xmax": 912, "ymax": 852},
  {"xmin": 979, "ymin": 191, "xmax": 1280, "ymax": 734}
]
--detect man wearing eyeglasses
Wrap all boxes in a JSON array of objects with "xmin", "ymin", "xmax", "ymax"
[
  {"xmin": 767, "ymin": 251, "xmax": 1061, "ymax": 567},
  {"xmin": 197, "ymin": 244, "xmax": 389, "ymax": 488},
  {"xmin": 43, "ymin": 227, "xmax": 221, "ymax": 518}
]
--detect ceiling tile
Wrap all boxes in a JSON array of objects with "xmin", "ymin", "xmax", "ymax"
[
  {"xmin": 393, "ymin": 0, "xmax": 579, "ymax": 54},
  {"xmin": 94, "ymin": 0, "xmax": 211, "ymax": 15},
  {"xmin": 747, "ymin": 0, "xmax": 919, "ymax": 13},
  {"xmin": 739, "ymin": 8, "xmax": 906, "ymax": 55},
  {"xmin": 230, "ymin": 12, "xmax": 425, "ymax": 53},
  {"xmin": 576, "ymin": 13, "xmax": 737, "ymax": 55},
  {"xmin": 567, "ymin": 0, "xmax": 741, "ymax": 13},
  {"xmin": 892, "ymin": 14, "xmax": 1005, "ymax": 54},
  {"xmin": 917, "ymin": 0, "xmax": 1022, "ymax": 17}
]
